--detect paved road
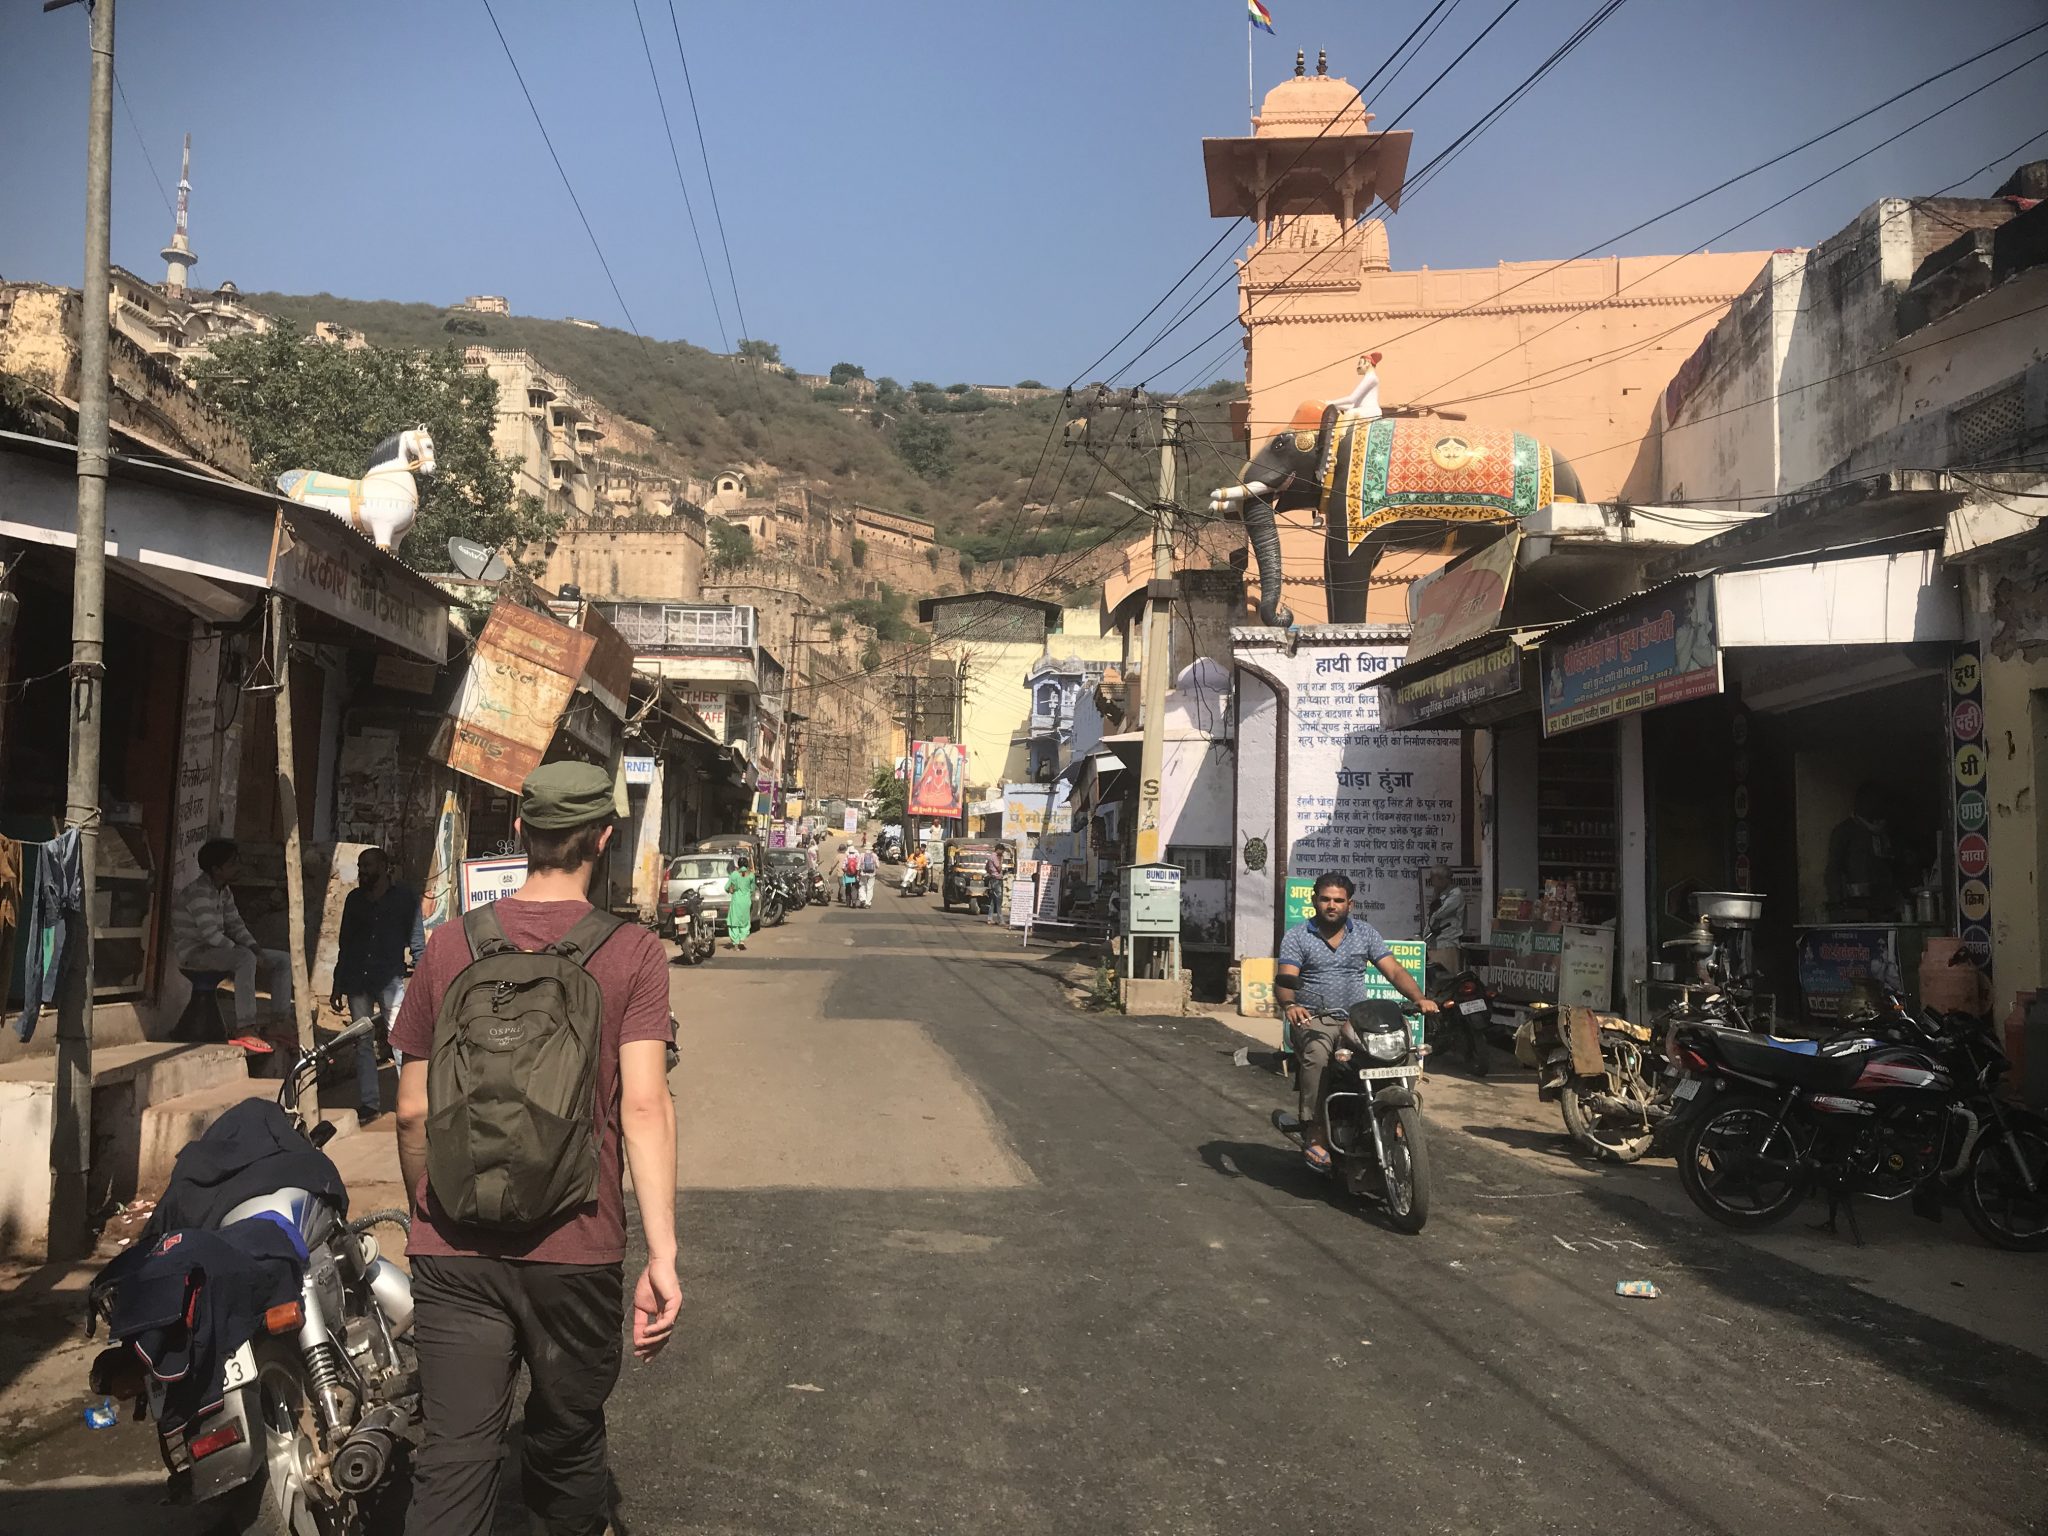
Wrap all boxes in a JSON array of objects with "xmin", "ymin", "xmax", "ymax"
[
  {"xmin": 8, "ymin": 881, "xmax": 2046, "ymax": 1534},
  {"xmin": 607, "ymin": 889, "xmax": 2048, "ymax": 1535}
]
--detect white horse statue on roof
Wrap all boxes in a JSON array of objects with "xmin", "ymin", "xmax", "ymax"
[{"xmin": 277, "ymin": 427, "xmax": 436, "ymax": 553}]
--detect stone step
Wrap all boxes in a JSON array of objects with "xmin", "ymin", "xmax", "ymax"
[
  {"xmin": 138, "ymin": 1078, "xmax": 359, "ymax": 1195},
  {"xmin": 0, "ymin": 1040, "xmax": 251, "ymax": 1107}
]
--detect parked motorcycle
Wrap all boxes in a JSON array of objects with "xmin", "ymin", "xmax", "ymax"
[
  {"xmin": 1517, "ymin": 1002, "xmax": 1681, "ymax": 1163},
  {"xmin": 672, "ymin": 887, "xmax": 718, "ymax": 965},
  {"xmin": 1272, "ymin": 1000, "xmax": 1432, "ymax": 1233},
  {"xmin": 806, "ymin": 868, "xmax": 829, "ymax": 906},
  {"xmin": 1425, "ymin": 967, "xmax": 1498, "ymax": 1076},
  {"xmin": 1670, "ymin": 991, "xmax": 2048, "ymax": 1249},
  {"xmin": 90, "ymin": 1016, "xmax": 418, "ymax": 1534},
  {"xmin": 758, "ymin": 873, "xmax": 790, "ymax": 927}
]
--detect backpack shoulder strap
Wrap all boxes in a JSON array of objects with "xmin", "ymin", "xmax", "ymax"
[
  {"xmin": 545, "ymin": 908, "xmax": 629, "ymax": 971},
  {"xmin": 463, "ymin": 903, "xmax": 518, "ymax": 959}
]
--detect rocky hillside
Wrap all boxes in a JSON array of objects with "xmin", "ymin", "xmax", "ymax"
[{"xmin": 246, "ymin": 293, "xmax": 1241, "ymax": 575}]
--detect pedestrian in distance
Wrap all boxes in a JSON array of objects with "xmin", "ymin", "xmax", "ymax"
[
  {"xmin": 329, "ymin": 845, "xmax": 425, "ymax": 1123},
  {"xmin": 171, "ymin": 837, "xmax": 294, "ymax": 1052},
  {"xmin": 725, "ymin": 857, "xmax": 755, "ymax": 949},
  {"xmin": 857, "ymin": 840, "xmax": 879, "ymax": 908},
  {"xmin": 392, "ymin": 761, "xmax": 680, "ymax": 1536},
  {"xmin": 841, "ymin": 845, "xmax": 860, "ymax": 906}
]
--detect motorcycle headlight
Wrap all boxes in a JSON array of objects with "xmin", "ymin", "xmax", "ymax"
[{"xmin": 1362, "ymin": 1028, "xmax": 1408, "ymax": 1062}]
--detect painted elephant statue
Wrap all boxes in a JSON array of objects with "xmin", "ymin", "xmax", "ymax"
[{"xmin": 1210, "ymin": 366, "xmax": 1582, "ymax": 626}]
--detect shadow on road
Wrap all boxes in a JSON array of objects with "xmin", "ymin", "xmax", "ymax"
[{"xmin": 1196, "ymin": 1139, "xmax": 1327, "ymax": 1203}]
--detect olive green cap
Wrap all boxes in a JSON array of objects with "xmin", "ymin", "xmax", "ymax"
[{"xmin": 519, "ymin": 761, "xmax": 615, "ymax": 829}]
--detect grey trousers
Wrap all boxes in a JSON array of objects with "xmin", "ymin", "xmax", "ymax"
[{"xmin": 1293, "ymin": 1014, "xmax": 1345, "ymax": 1132}]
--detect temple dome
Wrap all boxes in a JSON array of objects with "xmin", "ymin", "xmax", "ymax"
[{"xmin": 1255, "ymin": 71, "xmax": 1373, "ymax": 138}]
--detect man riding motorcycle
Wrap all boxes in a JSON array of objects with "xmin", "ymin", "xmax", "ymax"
[{"xmin": 1275, "ymin": 871, "xmax": 1437, "ymax": 1171}]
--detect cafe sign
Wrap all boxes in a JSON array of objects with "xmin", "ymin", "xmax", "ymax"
[{"xmin": 1539, "ymin": 577, "xmax": 1720, "ymax": 737}]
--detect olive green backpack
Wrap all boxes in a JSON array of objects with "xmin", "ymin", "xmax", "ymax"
[{"xmin": 424, "ymin": 904, "xmax": 625, "ymax": 1231}]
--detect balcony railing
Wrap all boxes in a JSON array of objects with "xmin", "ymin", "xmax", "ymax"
[{"xmin": 600, "ymin": 602, "xmax": 757, "ymax": 652}]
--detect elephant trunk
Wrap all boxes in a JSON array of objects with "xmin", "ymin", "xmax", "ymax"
[{"xmin": 1243, "ymin": 497, "xmax": 1294, "ymax": 628}]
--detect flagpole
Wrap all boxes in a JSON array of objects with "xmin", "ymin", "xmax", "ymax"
[{"xmin": 1247, "ymin": 17, "xmax": 1254, "ymax": 129}]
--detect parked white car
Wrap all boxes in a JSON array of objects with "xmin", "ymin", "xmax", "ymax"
[{"xmin": 656, "ymin": 852, "xmax": 737, "ymax": 937}]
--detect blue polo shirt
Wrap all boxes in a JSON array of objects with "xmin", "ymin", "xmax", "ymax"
[{"xmin": 1277, "ymin": 916, "xmax": 1393, "ymax": 1015}]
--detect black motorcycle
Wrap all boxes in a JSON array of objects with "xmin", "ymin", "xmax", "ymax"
[
  {"xmin": 1671, "ymin": 996, "xmax": 2048, "ymax": 1249},
  {"xmin": 672, "ymin": 887, "xmax": 718, "ymax": 965},
  {"xmin": 1425, "ymin": 967, "xmax": 1498, "ymax": 1076},
  {"xmin": 1272, "ymin": 1000, "xmax": 1432, "ymax": 1233}
]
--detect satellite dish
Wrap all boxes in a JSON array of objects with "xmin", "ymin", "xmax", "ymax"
[{"xmin": 447, "ymin": 537, "xmax": 510, "ymax": 582}]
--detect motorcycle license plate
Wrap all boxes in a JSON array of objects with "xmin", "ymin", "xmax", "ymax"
[
  {"xmin": 218, "ymin": 1345, "xmax": 256, "ymax": 1390},
  {"xmin": 1357, "ymin": 1065, "xmax": 1420, "ymax": 1080},
  {"xmin": 1673, "ymin": 1077, "xmax": 1702, "ymax": 1101},
  {"xmin": 1457, "ymin": 998, "xmax": 1489, "ymax": 1016}
]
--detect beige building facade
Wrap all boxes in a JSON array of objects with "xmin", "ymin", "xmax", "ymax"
[{"xmin": 1204, "ymin": 57, "xmax": 1772, "ymax": 624}]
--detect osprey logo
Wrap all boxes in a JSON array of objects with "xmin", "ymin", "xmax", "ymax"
[
  {"xmin": 485, "ymin": 1022, "xmax": 527, "ymax": 1048},
  {"xmin": 153, "ymin": 1232, "xmax": 184, "ymax": 1256}
]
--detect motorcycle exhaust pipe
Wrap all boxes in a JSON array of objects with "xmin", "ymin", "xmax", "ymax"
[{"xmin": 332, "ymin": 1424, "xmax": 395, "ymax": 1494}]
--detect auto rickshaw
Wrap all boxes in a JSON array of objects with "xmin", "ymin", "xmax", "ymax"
[{"xmin": 941, "ymin": 838, "xmax": 1005, "ymax": 915}]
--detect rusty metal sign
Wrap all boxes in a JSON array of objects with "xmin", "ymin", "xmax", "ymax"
[{"xmin": 443, "ymin": 599, "xmax": 594, "ymax": 794}]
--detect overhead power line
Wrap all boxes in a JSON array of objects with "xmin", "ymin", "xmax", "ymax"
[
  {"xmin": 1232, "ymin": 15, "xmax": 2048, "ymax": 411},
  {"xmin": 1120, "ymin": 0, "xmax": 1616, "ymax": 389},
  {"xmin": 112, "ymin": 69, "xmax": 172, "ymax": 217},
  {"xmin": 1418, "ymin": 104, "xmax": 2048, "ymax": 415},
  {"xmin": 668, "ymin": 0, "xmax": 752, "ymax": 351},
  {"xmin": 481, "ymin": 0, "xmax": 647, "ymax": 345},
  {"xmin": 1069, "ymin": 0, "xmax": 1462, "ymax": 391},
  {"xmin": 630, "ymin": 0, "xmax": 731, "ymax": 354}
]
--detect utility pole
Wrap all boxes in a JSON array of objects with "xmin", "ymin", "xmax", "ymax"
[
  {"xmin": 49, "ymin": 0, "xmax": 116, "ymax": 1261},
  {"xmin": 1134, "ymin": 403, "xmax": 1179, "ymax": 866}
]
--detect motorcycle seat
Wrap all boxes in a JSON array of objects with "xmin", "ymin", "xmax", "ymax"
[{"xmin": 1712, "ymin": 1029, "xmax": 1869, "ymax": 1091}]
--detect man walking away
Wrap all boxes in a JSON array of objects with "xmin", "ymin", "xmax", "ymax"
[
  {"xmin": 330, "ymin": 846, "xmax": 424, "ymax": 1122},
  {"xmin": 393, "ymin": 762, "xmax": 680, "ymax": 1536},
  {"xmin": 857, "ymin": 841, "xmax": 879, "ymax": 908},
  {"xmin": 172, "ymin": 838, "xmax": 293, "ymax": 1051}
]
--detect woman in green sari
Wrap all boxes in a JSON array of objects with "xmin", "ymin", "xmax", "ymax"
[{"xmin": 725, "ymin": 859, "xmax": 755, "ymax": 950}]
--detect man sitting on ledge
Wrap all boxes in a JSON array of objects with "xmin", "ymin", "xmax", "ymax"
[{"xmin": 172, "ymin": 837, "xmax": 293, "ymax": 1051}]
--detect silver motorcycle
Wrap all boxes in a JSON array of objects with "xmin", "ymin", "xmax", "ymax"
[{"xmin": 94, "ymin": 1016, "xmax": 419, "ymax": 1535}]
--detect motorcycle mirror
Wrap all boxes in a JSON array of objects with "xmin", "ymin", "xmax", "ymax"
[{"xmin": 309, "ymin": 1121, "xmax": 338, "ymax": 1149}]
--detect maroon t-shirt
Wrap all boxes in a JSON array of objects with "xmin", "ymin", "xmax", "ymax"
[{"xmin": 391, "ymin": 898, "xmax": 673, "ymax": 1266}]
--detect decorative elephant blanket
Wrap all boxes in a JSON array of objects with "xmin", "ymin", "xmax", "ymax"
[{"xmin": 1318, "ymin": 414, "xmax": 1559, "ymax": 553}]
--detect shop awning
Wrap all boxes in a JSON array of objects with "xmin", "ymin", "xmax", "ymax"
[
  {"xmin": 1648, "ymin": 470, "xmax": 1963, "ymax": 580},
  {"xmin": 0, "ymin": 430, "xmax": 451, "ymax": 661}
]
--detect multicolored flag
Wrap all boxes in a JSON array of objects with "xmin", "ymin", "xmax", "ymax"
[{"xmin": 1249, "ymin": 0, "xmax": 1275, "ymax": 34}]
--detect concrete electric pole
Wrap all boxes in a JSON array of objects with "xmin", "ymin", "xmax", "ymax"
[
  {"xmin": 1134, "ymin": 403, "xmax": 1180, "ymax": 866},
  {"xmin": 48, "ymin": 0, "xmax": 117, "ymax": 1259}
]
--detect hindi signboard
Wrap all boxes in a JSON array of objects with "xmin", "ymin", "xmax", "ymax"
[
  {"xmin": 444, "ymin": 600, "xmax": 594, "ymax": 794},
  {"xmin": 907, "ymin": 740, "xmax": 968, "ymax": 819},
  {"xmin": 1381, "ymin": 638, "xmax": 1524, "ymax": 730},
  {"xmin": 1539, "ymin": 578, "xmax": 1719, "ymax": 737}
]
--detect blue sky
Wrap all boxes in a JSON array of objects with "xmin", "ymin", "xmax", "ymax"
[{"xmin": 1, "ymin": 0, "xmax": 2043, "ymax": 387}]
